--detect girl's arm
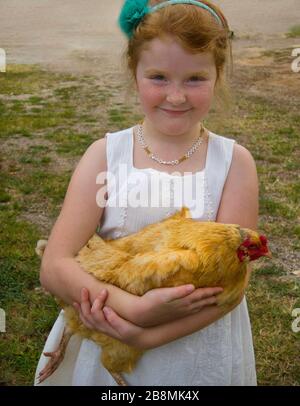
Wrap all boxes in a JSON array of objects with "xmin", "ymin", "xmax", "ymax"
[
  {"xmin": 77, "ymin": 267, "xmax": 249, "ymax": 350},
  {"xmin": 142, "ymin": 297, "xmax": 240, "ymax": 349},
  {"xmin": 41, "ymin": 256, "xmax": 140, "ymax": 318},
  {"xmin": 42, "ymin": 256, "xmax": 222, "ymax": 325},
  {"xmin": 94, "ymin": 261, "xmax": 252, "ymax": 349},
  {"xmin": 40, "ymin": 138, "xmax": 141, "ymax": 319},
  {"xmin": 139, "ymin": 267, "xmax": 251, "ymax": 350}
]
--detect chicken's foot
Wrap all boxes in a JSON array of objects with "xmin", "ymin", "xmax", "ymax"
[
  {"xmin": 109, "ymin": 371, "xmax": 128, "ymax": 386},
  {"xmin": 37, "ymin": 327, "xmax": 73, "ymax": 384}
]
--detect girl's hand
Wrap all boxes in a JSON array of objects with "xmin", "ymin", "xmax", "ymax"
[
  {"xmin": 134, "ymin": 285, "xmax": 224, "ymax": 328},
  {"xmin": 73, "ymin": 288, "xmax": 146, "ymax": 348}
]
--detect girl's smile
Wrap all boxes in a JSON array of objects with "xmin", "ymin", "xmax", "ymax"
[{"xmin": 159, "ymin": 107, "xmax": 192, "ymax": 115}]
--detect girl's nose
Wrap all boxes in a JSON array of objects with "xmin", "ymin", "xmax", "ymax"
[{"xmin": 166, "ymin": 85, "xmax": 186, "ymax": 105}]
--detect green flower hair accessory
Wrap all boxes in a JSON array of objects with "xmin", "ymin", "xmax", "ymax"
[
  {"xmin": 118, "ymin": 0, "xmax": 223, "ymax": 39},
  {"xmin": 118, "ymin": 0, "xmax": 150, "ymax": 39}
]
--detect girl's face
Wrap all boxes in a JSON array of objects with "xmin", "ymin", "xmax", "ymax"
[{"xmin": 135, "ymin": 36, "xmax": 217, "ymax": 137}]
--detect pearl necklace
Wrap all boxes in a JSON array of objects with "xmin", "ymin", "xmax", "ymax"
[{"xmin": 136, "ymin": 123, "xmax": 205, "ymax": 166}]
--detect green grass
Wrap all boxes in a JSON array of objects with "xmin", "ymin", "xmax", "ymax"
[
  {"xmin": 286, "ymin": 24, "xmax": 300, "ymax": 38},
  {"xmin": 248, "ymin": 275, "xmax": 300, "ymax": 385},
  {"xmin": 0, "ymin": 215, "xmax": 59, "ymax": 385},
  {"xmin": 0, "ymin": 60, "xmax": 299, "ymax": 386}
]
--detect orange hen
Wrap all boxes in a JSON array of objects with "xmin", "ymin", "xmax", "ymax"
[{"xmin": 36, "ymin": 207, "xmax": 271, "ymax": 385}]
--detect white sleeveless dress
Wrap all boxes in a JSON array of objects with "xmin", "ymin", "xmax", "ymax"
[{"xmin": 34, "ymin": 126, "xmax": 257, "ymax": 386}]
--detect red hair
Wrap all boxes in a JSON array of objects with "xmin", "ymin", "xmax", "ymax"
[{"xmin": 124, "ymin": 0, "xmax": 232, "ymax": 88}]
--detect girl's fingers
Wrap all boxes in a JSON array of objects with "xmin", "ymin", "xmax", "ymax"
[
  {"xmin": 162, "ymin": 285, "xmax": 195, "ymax": 302},
  {"xmin": 91, "ymin": 289, "xmax": 107, "ymax": 313},
  {"xmin": 74, "ymin": 291, "xmax": 109, "ymax": 331},
  {"xmin": 74, "ymin": 301, "xmax": 94, "ymax": 328},
  {"xmin": 90, "ymin": 290, "xmax": 109, "ymax": 324},
  {"xmin": 80, "ymin": 288, "xmax": 92, "ymax": 317},
  {"xmin": 103, "ymin": 307, "xmax": 130, "ymax": 339},
  {"xmin": 74, "ymin": 295, "xmax": 135, "ymax": 341},
  {"xmin": 79, "ymin": 289, "xmax": 110, "ymax": 331},
  {"xmin": 188, "ymin": 287, "xmax": 223, "ymax": 304},
  {"xmin": 73, "ymin": 302, "xmax": 80, "ymax": 312},
  {"xmin": 78, "ymin": 308, "xmax": 95, "ymax": 330},
  {"xmin": 100, "ymin": 288, "xmax": 108, "ymax": 302},
  {"xmin": 91, "ymin": 298, "xmax": 101, "ymax": 313},
  {"xmin": 74, "ymin": 290, "xmax": 97, "ymax": 329},
  {"xmin": 90, "ymin": 298, "xmax": 106, "ymax": 325},
  {"xmin": 191, "ymin": 296, "xmax": 218, "ymax": 311},
  {"xmin": 103, "ymin": 306, "xmax": 118, "ymax": 327},
  {"xmin": 163, "ymin": 285, "xmax": 222, "ymax": 304},
  {"xmin": 103, "ymin": 307, "xmax": 115, "ymax": 327}
]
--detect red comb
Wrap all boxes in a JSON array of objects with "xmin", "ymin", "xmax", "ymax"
[{"xmin": 259, "ymin": 235, "xmax": 267, "ymax": 245}]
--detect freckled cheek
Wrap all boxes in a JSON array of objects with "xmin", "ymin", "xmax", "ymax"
[
  {"xmin": 138, "ymin": 84, "xmax": 165, "ymax": 110},
  {"xmin": 189, "ymin": 87, "xmax": 214, "ymax": 112}
]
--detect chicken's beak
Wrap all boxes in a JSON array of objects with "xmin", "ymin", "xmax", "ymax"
[{"xmin": 263, "ymin": 250, "xmax": 272, "ymax": 258}]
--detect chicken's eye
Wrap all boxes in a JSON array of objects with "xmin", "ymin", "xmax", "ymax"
[{"xmin": 248, "ymin": 244, "xmax": 257, "ymax": 250}]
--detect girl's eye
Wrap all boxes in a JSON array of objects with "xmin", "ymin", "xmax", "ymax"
[
  {"xmin": 189, "ymin": 76, "xmax": 205, "ymax": 82},
  {"xmin": 150, "ymin": 75, "xmax": 166, "ymax": 81},
  {"xmin": 148, "ymin": 75, "xmax": 205, "ymax": 82}
]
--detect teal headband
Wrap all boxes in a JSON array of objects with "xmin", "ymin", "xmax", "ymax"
[{"xmin": 118, "ymin": 0, "xmax": 223, "ymax": 39}]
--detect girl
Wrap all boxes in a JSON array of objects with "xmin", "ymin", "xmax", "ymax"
[{"xmin": 35, "ymin": 0, "xmax": 259, "ymax": 386}]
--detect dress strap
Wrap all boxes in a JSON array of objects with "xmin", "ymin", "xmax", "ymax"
[
  {"xmin": 205, "ymin": 132, "xmax": 236, "ymax": 216},
  {"xmin": 104, "ymin": 127, "xmax": 133, "ymax": 175}
]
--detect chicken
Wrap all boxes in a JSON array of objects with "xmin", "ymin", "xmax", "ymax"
[{"xmin": 36, "ymin": 207, "xmax": 272, "ymax": 386}]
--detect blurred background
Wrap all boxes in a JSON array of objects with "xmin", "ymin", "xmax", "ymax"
[{"xmin": 1, "ymin": 0, "xmax": 300, "ymax": 73}]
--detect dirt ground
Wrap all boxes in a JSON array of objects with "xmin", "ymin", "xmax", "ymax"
[{"xmin": 1, "ymin": 0, "xmax": 300, "ymax": 76}]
